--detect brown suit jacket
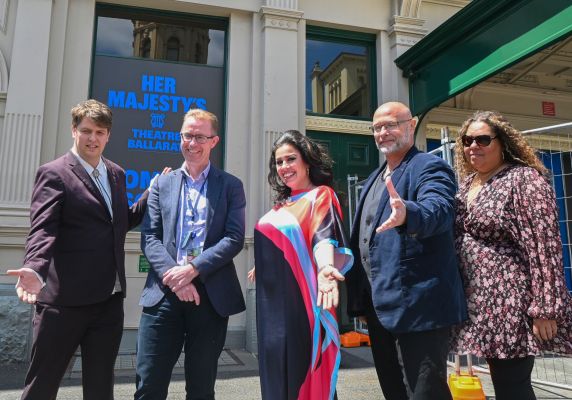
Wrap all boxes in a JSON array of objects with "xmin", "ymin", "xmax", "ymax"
[{"xmin": 23, "ymin": 151, "xmax": 147, "ymax": 306}]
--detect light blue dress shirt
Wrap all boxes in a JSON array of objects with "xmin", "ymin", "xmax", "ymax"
[{"xmin": 176, "ymin": 162, "xmax": 210, "ymax": 266}]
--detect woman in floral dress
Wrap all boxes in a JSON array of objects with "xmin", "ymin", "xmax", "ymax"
[{"xmin": 451, "ymin": 110, "xmax": 572, "ymax": 399}]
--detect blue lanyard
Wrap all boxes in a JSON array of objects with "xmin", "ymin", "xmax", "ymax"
[
  {"xmin": 185, "ymin": 177, "xmax": 207, "ymax": 221},
  {"xmin": 181, "ymin": 177, "xmax": 207, "ymax": 249}
]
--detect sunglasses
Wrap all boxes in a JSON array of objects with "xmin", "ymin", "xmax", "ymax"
[{"xmin": 461, "ymin": 135, "xmax": 498, "ymax": 147}]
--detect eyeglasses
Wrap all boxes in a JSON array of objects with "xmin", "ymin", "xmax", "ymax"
[
  {"xmin": 370, "ymin": 119, "xmax": 412, "ymax": 134},
  {"xmin": 180, "ymin": 132, "xmax": 215, "ymax": 144},
  {"xmin": 461, "ymin": 135, "xmax": 498, "ymax": 147}
]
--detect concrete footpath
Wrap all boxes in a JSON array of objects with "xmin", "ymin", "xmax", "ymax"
[{"xmin": 1, "ymin": 347, "xmax": 571, "ymax": 399}]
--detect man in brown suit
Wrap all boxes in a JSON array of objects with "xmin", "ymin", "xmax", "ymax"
[{"xmin": 7, "ymin": 99, "xmax": 148, "ymax": 400}]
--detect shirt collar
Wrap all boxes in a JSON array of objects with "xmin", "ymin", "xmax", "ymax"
[
  {"xmin": 70, "ymin": 147, "xmax": 106, "ymax": 175},
  {"xmin": 181, "ymin": 162, "xmax": 210, "ymax": 183}
]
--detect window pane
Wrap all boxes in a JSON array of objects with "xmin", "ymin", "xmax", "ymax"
[
  {"xmin": 306, "ymin": 38, "xmax": 372, "ymax": 118},
  {"xmin": 96, "ymin": 15, "xmax": 225, "ymax": 67}
]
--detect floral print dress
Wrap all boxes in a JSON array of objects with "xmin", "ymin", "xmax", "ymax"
[{"xmin": 452, "ymin": 164, "xmax": 572, "ymax": 358}]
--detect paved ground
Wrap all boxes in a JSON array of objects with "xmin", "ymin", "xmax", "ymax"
[{"xmin": 1, "ymin": 347, "xmax": 571, "ymax": 399}]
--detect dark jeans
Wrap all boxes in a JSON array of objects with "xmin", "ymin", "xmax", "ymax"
[
  {"xmin": 486, "ymin": 356, "xmax": 536, "ymax": 400},
  {"xmin": 135, "ymin": 286, "xmax": 228, "ymax": 400},
  {"xmin": 22, "ymin": 293, "xmax": 124, "ymax": 400},
  {"xmin": 367, "ymin": 311, "xmax": 452, "ymax": 400}
]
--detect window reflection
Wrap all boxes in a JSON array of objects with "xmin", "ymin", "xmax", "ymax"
[
  {"xmin": 96, "ymin": 14, "xmax": 225, "ymax": 67},
  {"xmin": 306, "ymin": 38, "xmax": 372, "ymax": 118}
]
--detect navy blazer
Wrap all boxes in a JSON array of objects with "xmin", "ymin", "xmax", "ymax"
[
  {"xmin": 24, "ymin": 152, "xmax": 147, "ymax": 306},
  {"xmin": 139, "ymin": 165, "xmax": 246, "ymax": 317},
  {"xmin": 346, "ymin": 146, "xmax": 467, "ymax": 333}
]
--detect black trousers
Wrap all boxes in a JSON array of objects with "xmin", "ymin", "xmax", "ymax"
[
  {"xmin": 21, "ymin": 293, "xmax": 124, "ymax": 400},
  {"xmin": 486, "ymin": 356, "xmax": 536, "ymax": 400},
  {"xmin": 366, "ymin": 311, "xmax": 452, "ymax": 400}
]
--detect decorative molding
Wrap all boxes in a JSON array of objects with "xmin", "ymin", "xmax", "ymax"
[
  {"xmin": 264, "ymin": 0, "xmax": 298, "ymax": 10},
  {"xmin": 260, "ymin": 6, "xmax": 303, "ymax": 32},
  {"xmin": 0, "ymin": 225, "xmax": 28, "ymax": 248},
  {"xmin": 0, "ymin": 113, "xmax": 43, "ymax": 206},
  {"xmin": 305, "ymin": 115, "xmax": 372, "ymax": 135},
  {"xmin": 388, "ymin": 15, "xmax": 427, "ymax": 48},
  {"xmin": 393, "ymin": 15, "xmax": 425, "ymax": 27},
  {"xmin": 0, "ymin": 0, "xmax": 8, "ymax": 33},
  {"xmin": 399, "ymin": 0, "xmax": 422, "ymax": 19}
]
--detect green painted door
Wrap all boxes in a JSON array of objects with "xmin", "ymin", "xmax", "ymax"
[{"xmin": 307, "ymin": 130, "xmax": 379, "ymax": 227}]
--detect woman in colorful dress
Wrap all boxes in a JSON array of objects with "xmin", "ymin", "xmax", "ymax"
[
  {"xmin": 252, "ymin": 130, "xmax": 353, "ymax": 400},
  {"xmin": 451, "ymin": 110, "xmax": 572, "ymax": 399}
]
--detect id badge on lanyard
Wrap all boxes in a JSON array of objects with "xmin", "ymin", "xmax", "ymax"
[{"xmin": 181, "ymin": 230, "xmax": 203, "ymax": 264}]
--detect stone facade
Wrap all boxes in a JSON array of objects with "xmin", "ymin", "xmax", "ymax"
[{"xmin": 0, "ymin": 284, "xmax": 32, "ymax": 364}]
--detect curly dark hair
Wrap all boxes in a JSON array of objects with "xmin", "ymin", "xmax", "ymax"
[
  {"xmin": 268, "ymin": 130, "xmax": 334, "ymax": 201},
  {"xmin": 454, "ymin": 110, "xmax": 548, "ymax": 179}
]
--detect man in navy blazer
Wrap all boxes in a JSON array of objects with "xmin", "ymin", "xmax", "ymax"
[
  {"xmin": 135, "ymin": 109, "xmax": 246, "ymax": 400},
  {"xmin": 345, "ymin": 102, "xmax": 467, "ymax": 400},
  {"xmin": 7, "ymin": 99, "xmax": 148, "ymax": 400}
]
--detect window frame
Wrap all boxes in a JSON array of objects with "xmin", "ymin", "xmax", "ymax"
[{"xmin": 306, "ymin": 25, "xmax": 377, "ymax": 121}]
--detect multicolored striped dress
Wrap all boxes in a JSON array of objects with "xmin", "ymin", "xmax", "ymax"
[{"xmin": 254, "ymin": 185, "xmax": 353, "ymax": 400}]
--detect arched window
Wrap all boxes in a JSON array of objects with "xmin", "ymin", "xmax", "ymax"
[{"xmin": 166, "ymin": 37, "xmax": 180, "ymax": 61}]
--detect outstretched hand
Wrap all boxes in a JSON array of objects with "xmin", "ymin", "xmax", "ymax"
[
  {"xmin": 6, "ymin": 268, "xmax": 43, "ymax": 304},
  {"xmin": 376, "ymin": 176, "xmax": 406, "ymax": 233},
  {"xmin": 317, "ymin": 266, "xmax": 345, "ymax": 310}
]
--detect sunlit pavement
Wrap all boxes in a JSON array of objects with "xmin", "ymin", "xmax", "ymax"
[{"xmin": 1, "ymin": 347, "xmax": 571, "ymax": 399}]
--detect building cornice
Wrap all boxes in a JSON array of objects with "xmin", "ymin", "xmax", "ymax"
[{"xmin": 305, "ymin": 115, "xmax": 372, "ymax": 135}]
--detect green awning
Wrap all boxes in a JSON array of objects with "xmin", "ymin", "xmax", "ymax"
[{"xmin": 395, "ymin": 0, "xmax": 572, "ymax": 116}]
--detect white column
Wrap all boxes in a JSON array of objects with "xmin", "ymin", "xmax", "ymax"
[
  {"xmin": 381, "ymin": 15, "xmax": 427, "ymax": 105},
  {"xmin": 258, "ymin": 5, "xmax": 303, "ymax": 211},
  {"xmin": 0, "ymin": 0, "xmax": 52, "ymax": 208}
]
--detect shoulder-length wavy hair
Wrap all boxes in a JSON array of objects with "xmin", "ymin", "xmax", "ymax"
[
  {"xmin": 268, "ymin": 130, "xmax": 334, "ymax": 201},
  {"xmin": 454, "ymin": 110, "xmax": 548, "ymax": 180}
]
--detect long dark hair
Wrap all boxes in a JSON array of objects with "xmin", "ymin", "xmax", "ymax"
[{"xmin": 268, "ymin": 130, "xmax": 334, "ymax": 201}]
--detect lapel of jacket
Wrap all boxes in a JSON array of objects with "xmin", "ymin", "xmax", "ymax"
[
  {"xmin": 373, "ymin": 146, "xmax": 419, "ymax": 229},
  {"xmin": 103, "ymin": 158, "xmax": 119, "ymax": 220},
  {"xmin": 351, "ymin": 164, "xmax": 384, "ymax": 240},
  {"xmin": 205, "ymin": 166, "xmax": 222, "ymax": 244},
  {"xmin": 67, "ymin": 152, "xmax": 110, "ymax": 218},
  {"xmin": 168, "ymin": 169, "xmax": 184, "ymax": 236}
]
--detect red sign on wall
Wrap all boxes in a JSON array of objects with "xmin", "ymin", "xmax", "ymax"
[{"xmin": 542, "ymin": 101, "xmax": 556, "ymax": 116}]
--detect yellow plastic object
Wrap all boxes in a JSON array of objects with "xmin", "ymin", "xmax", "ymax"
[{"xmin": 448, "ymin": 373, "xmax": 486, "ymax": 400}]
